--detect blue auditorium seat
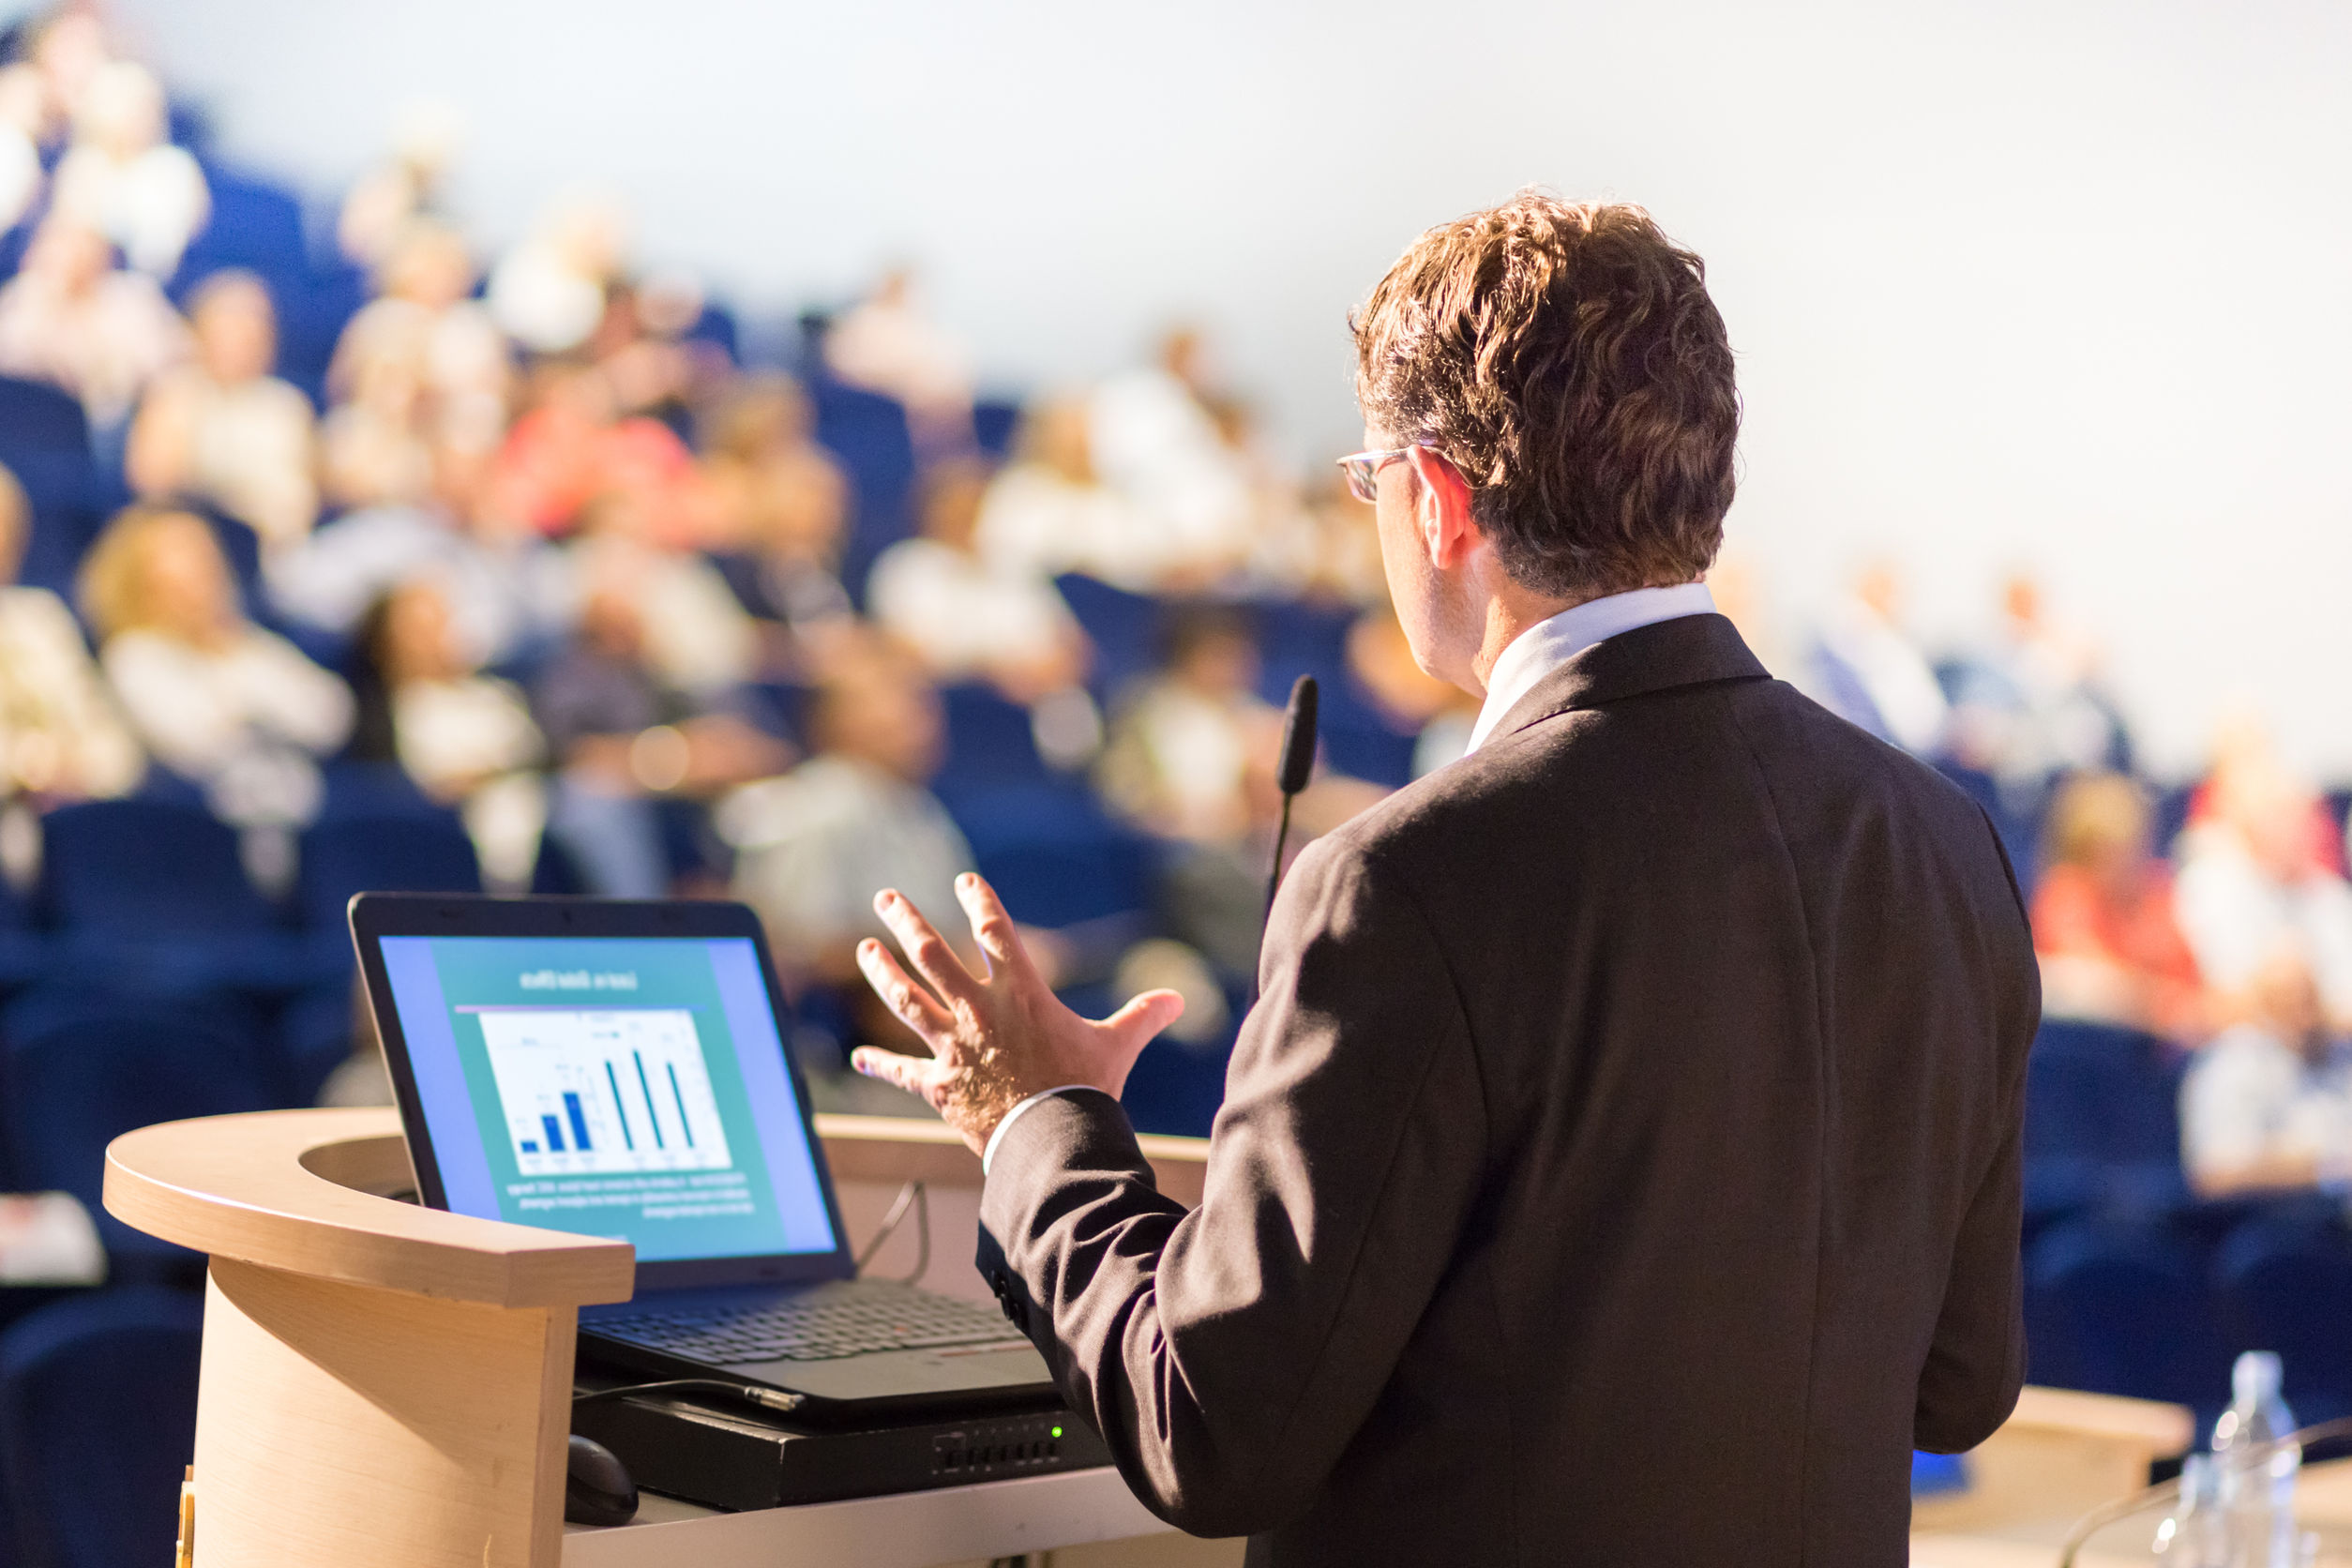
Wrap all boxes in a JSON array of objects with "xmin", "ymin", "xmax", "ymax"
[
  {"xmin": 36, "ymin": 798, "xmax": 299, "ymax": 994},
  {"xmin": 1055, "ymin": 575, "xmax": 1161, "ymax": 701},
  {"xmin": 939, "ymin": 684, "xmax": 1052, "ymax": 786},
  {"xmin": 809, "ymin": 379, "xmax": 918, "ymax": 602},
  {"xmin": 2026, "ymin": 1216, "xmax": 2233, "ymax": 1415},
  {"xmin": 2213, "ymin": 1213, "xmax": 2352, "ymax": 1423},
  {"xmin": 0, "ymin": 988, "xmax": 278, "ymax": 1261},
  {"xmin": 0, "ymin": 377, "xmax": 112, "ymax": 598},
  {"xmin": 935, "ymin": 781, "xmax": 1155, "ymax": 933},
  {"xmin": 2023, "ymin": 1018, "xmax": 2192, "ymax": 1218},
  {"xmin": 972, "ymin": 399, "xmax": 1022, "ymax": 459},
  {"xmin": 0, "ymin": 1288, "xmax": 202, "ymax": 1568}
]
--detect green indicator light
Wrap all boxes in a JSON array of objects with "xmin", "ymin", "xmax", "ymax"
[{"xmin": 1052, "ymin": 1426, "xmax": 1063, "ymax": 1439}]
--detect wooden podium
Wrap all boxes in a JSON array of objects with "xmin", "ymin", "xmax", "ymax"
[{"xmin": 104, "ymin": 1107, "xmax": 637, "ymax": 1568}]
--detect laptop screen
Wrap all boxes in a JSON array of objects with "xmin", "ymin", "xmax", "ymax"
[{"xmin": 378, "ymin": 932, "xmax": 841, "ymax": 1264}]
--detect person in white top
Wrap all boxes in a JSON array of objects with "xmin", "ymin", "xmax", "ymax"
[
  {"xmin": 48, "ymin": 60, "xmax": 208, "ymax": 278},
  {"xmin": 0, "ymin": 463, "xmax": 142, "ymax": 806},
  {"xmin": 352, "ymin": 577, "xmax": 546, "ymax": 892},
  {"xmin": 0, "ymin": 217, "xmax": 188, "ymax": 430},
  {"xmin": 329, "ymin": 220, "xmax": 511, "ymax": 456},
  {"xmin": 2181, "ymin": 949, "xmax": 2352, "ymax": 1197},
  {"xmin": 487, "ymin": 194, "xmax": 622, "ymax": 356},
  {"xmin": 80, "ymin": 506, "xmax": 352, "ymax": 829},
  {"xmin": 127, "ymin": 270, "xmax": 320, "ymax": 550},
  {"xmin": 972, "ymin": 397, "xmax": 1153, "ymax": 588},
  {"xmin": 1085, "ymin": 329, "xmax": 1258, "ymax": 588},
  {"xmin": 822, "ymin": 268, "xmax": 974, "ymax": 453},
  {"xmin": 1802, "ymin": 562, "xmax": 1949, "ymax": 757},
  {"xmin": 868, "ymin": 458, "xmax": 1089, "ymax": 702},
  {"xmin": 2174, "ymin": 733, "xmax": 2352, "ymax": 1035}
]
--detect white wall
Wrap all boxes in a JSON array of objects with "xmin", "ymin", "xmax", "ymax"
[{"xmin": 98, "ymin": 0, "xmax": 2352, "ymax": 778}]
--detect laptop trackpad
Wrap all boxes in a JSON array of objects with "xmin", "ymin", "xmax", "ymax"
[{"xmin": 745, "ymin": 1344, "xmax": 1053, "ymax": 1402}]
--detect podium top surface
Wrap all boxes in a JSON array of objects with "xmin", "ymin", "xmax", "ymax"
[{"xmin": 104, "ymin": 1107, "xmax": 635, "ymax": 1309}]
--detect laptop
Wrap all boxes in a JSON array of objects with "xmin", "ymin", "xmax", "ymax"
[{"xmin": 352, "ymin": 892, "xmax": 1056, "ymax": 1420}]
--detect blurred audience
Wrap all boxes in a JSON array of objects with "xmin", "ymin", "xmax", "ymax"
[
  {"xmin": 1085, "ymin": 327, "xmax": 1257, "ymax": 589},
  {"xmin": 822, "ymin": 267, "xmax": 973, "ymax": 453},
  {"xmin": 1943, "ymin": 570, "xmax": 2129, "ymax": 795},
  {"xmin": 972, "ymin": 396, "xmax": 1151, "ymax": 588},
  {"xmin": 337, "ymin": 99, "xmax": 463, "ymax": 269},
  {"xmin": 127, "ymin": 269, "xmax": 319, "ymax": 550},
  {"xmin": 530, "ymin": 569, "xmax": 784, "ymax": 897},
  {"xmin": 347, "ymin": 577, "xmax": 546, "ymax": 891},
  {"xmin": 722, "ymin": 641, "xmax": 972, "ymax": 995},
  {"xmin": 868, "ymin": 458, "xmax": 1090, "ymax": 703},
  {"xmin": 2181, "ymin": 951, "xmax": 2352, "ymax": 1198},
  {"xmin": 1802, "ymin": 562, "xmax": 1948, "ymax": 757},
  {"xmin": 488, "ymin": 357, "xmax": 707, "ymax": 545},
  {"xmin": 2174, "ymin": 728, "xmax": 2352, "ymax": 1034},
  {"xmin": 0, "ymin": 215, "xmax": 186, "ymax": 430},
  {"xmin": 78, "ymin": 506, "xmax": 351, "ymax": 836},
  {"xmin": 0, "ymin": 65, "xmax": 47, "ymax": 233},
  {"xmin": 698, "ymin": 370, "xmax": 853, "ymax": 646},
  {"xmin": 48, "ymin": 58, "xmax": 205, "ymax": 276},
  {"xmin": 2031, "ymin": 772, "xmax": 2208, "ymax": 1042},
  {"xmin": 488, "ymin": 193, "xmax": 623, "ymax": 356},
  {"xmin": 329, "ymin": 219, "xmax": 510, "ymax": 456},
  {"xmin": 0, "ymin": 463, "xmax": 141, "ymax": 811},
  {"xmin": 1345, "ymin": 604, "xmax": 1478, "ymax": 780}
]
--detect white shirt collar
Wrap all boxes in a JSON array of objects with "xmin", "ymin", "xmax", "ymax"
[{"xmin": 1463, "ymin": 581, "xmax": 1719, "ymax": 754}]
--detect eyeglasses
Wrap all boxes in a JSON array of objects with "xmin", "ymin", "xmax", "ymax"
[{"xmin": 1335, "ymin": 445, "xmax": 1435, "ymax": 505}]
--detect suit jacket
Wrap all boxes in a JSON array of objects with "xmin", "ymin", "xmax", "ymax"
[{"xmin": 977, "ymin": 613, "xmax": 2039, "ymax": 1566}]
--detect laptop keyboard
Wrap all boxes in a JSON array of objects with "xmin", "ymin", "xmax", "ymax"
[{"xmin": 595, "ymin": 1286, "xmax": 1022, "ymax": 1364}]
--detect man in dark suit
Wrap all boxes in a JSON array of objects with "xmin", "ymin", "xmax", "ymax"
[{"xmin": 851, "ymin": 193, "xmax": 2038, "ymax": 1565}]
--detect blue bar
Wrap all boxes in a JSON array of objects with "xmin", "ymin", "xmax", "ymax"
[
  {"xmin": 668, "ymin": 1063, "xmax": 696, "ymax": 1148},
  {"xmin": 520, "ymin": 1140, "xmax": 538, "ymax": 1153},
  {"xmin": 634, "ymin": 1052, "xmax": 666, "ymax": 1149},
  {"xmin": 564, "ymin": 1092, "xmax": 593, "ymax": 1153},
  {"xmin": 541, "ymin": 1114, "xmax": 565, "ymax": 1153},
  {"xmin": 604, "ymin": 1062, "xmax": 636, "ymax": 1151}
]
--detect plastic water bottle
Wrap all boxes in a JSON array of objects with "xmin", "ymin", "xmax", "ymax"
[
  {"xmin": 2211, "ymin": 1350, "xmax": 2301, "ymax": 1568},
  {"xmin": 2155, "ymin": 1453, "xmax": 2229, "ymax": 1565}
]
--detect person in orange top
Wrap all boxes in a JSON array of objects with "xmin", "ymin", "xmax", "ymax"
[{"xmin": 2031, "ymin": 771, "xmax": 2209, "ymax": 1042}]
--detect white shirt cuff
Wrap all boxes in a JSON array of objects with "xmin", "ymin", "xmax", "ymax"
[{"xmin": 982, "ymin": 1086, "xmax": 1092, "ymax": 1176}]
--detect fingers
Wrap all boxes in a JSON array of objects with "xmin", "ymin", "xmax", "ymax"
[
  {"xmin": 954, "ymin": 873, "xmax": 1037, "ymax": 983},
  {"xmin": 850, "ymin": 1046, "xmax": 945, "ymax": 1106},
  {"xmin": 856, "ymin": 937, "xmax": 955, "ymax": 1044},
  {"xmin": 873, "ymin": 889, "xmax": 981, "ymax": 1006},
  {"xmin": 1101, "ymin": 987, "xmax": 1186, "ymax": 1048}
]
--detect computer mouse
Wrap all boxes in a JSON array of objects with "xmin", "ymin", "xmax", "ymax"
[{"xmin": 565, "ymin": 1434, "xmax": 639, "ymax": 1527}]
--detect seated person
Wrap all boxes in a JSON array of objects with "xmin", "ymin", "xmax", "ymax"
[
  {"xmin": 48, "ymin": 59, "xmax": 206, "ymax": 277},
  {"xmin": 2182, "ymin": 950, "xmax": 2352, "ymax": 1197},
  {"xmin": 329, "ymin": 219, "xmax": 510, "ymax": 456},
  {"xmin": 2175, "ymin": 728, "xmax": 2352, "ymax": 1034},
  {"xmin": 698, "ymin": 371, "xmax": 853, "ymax": 643},
  {"xmin": 264, "ymin": 436, "xmax": 568, "ymax": 666},
  {"xmin": 336, "ymin": 100, "xmax": 463, "ymax": 269},
  {"xmin": 867, "ymin": 458, "xmax": 1091, "ymax": 703},
  {"xmin": 821, "ymin": 266, "xmax": 973, "ymax": 453},
  {"xmin": 972, "ymin": 396, "xmax": 1151, "ymax": 588},
  {"xmin": 0, "ymin": 216, "xmax": 188, "ymax": 430},
  {"xmin": 2031, "ymin": 771, "xmax": 2208, "ymax": 1041},
  {"xmin": 349, "ymin": 577, "xmax": 546, "ymax": 893},
  {"xmin": 1801, "ymin": 562, "xmax": 1948, "ymax": 758},
  {"xmin": 487, "ymin": 357, "xmax": 710, "ymax": 546},
  {"xmin": 128, "ymin": 270, "xmax": 320, "ymax": 550},
  {"xmin": 719, "ymin": 641, "xmax": 975, "ymax": 1039},
  {"xmin": 531, "ymin": 573, "xmax": 785, "ymax": 897},
  {"xmin": 0, "ymin": 461, "xmax": 143, "ymax": 807},
  {"xmin": 487, "ymin": 194, "xmax": 622, "ymax": 356},
  {"xmin": 80, "ymin": 506, "xmax": 353, "ymax": 831},
  {"xmin": 1085, "ymin": 328, "xmax": 1259, "ymax": 589},
  {"xmin": 561, "ymin": 486, "xmax": 758, "ymax": 699},
  {"xmin": 1098, "ymin": 604, "xmax": 1281, "ymax": 847}
]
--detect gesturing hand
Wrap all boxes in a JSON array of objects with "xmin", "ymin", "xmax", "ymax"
[{"xmin": 852, "ymin": 873, "xmax": 1186, "ymax": 1155}]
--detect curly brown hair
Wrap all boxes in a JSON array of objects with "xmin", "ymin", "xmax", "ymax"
[{"xmin": 1350, "ymin": 192, "xmax": 1740, "ymax": 600}]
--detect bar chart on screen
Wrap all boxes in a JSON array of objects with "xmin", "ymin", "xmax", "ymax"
[{"xmin": 474, "ymin": 1007, "xmax": 734, "ymax": 1177}]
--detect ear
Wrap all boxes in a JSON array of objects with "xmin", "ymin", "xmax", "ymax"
[{"xmin": 1409, "ymin": 447, "xmax": 1479, "ymax": 570}]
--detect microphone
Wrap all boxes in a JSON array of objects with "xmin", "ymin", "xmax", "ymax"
[{"xmin": 1264, "ymin": 675, "xmax": 1319, "ymax": 923}]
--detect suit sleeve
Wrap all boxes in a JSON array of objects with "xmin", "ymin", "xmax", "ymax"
[
  {"xmin": 976, "ymin": 836, "xmax": 1489, "ymax": 1538},
  {"xmin": 1914, "ymin": 814, "xmax": 2039, "ymax": 1453}
]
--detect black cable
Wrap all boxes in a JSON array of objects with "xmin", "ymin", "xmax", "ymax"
[
  {"xmin": 571, "ymin": 1379, "xmax": 806, "ymax": 1414},
  {"xmin": 855, "ymin": 1178, "xmax": 930, "ymax": 1282}
]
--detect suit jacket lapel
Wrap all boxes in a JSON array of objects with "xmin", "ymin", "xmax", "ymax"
[{"xmin": 1489, "ymin": 612, "xmax": 1772, "ymax": 743}]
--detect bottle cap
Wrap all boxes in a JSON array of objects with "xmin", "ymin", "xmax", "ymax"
[{"xmin": 2235, "ymin": 1349, "xmax": 2284, "ymax": 1403}]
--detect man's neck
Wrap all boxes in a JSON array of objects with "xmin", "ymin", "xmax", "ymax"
[{"xmin": 1466, "ymin": 586, "xmax": 1586, "ymax": 699}]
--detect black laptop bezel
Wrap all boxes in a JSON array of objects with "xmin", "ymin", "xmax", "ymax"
[{"xmin": 350, "ymin": 892, "xmax": 859, "ymax": 1293}]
